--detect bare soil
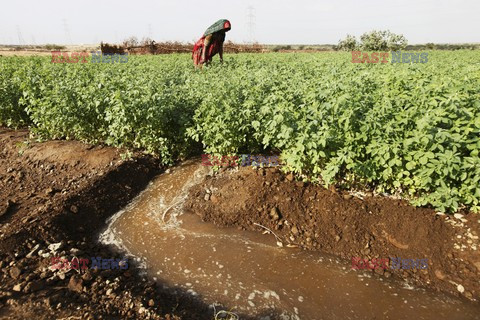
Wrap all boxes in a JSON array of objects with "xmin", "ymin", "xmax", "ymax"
[
  {"xmin": 0, "ymin": 129, "xmax": 212, "ymax": 320},
  {"xmin": 185, "ymin": 166, "xmax": 480, "ymax": 302},
  {"xmin": 1, "ymin": 128, "xmax": 479, "ymax": 319}
]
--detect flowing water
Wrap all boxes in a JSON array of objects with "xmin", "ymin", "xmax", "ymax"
[{"xmin": 100, "ymin": 161, "xmax": 480, "ymax": 319}]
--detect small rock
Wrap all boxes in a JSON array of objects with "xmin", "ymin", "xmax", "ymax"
[
  {"xmin": 375, "ymin": 268, "xmax": 384, "ymax": 275},
  {"xmin": 43, "ymin": 297, "xmax": 52, "ymax": 308},
  {"xmin": 82, "ymin": 273, "xmax": 93, "ymax": 283},
  {"xmin": 473, "ymin": 261, "xmax": 480, "ymax": 272},
  {"xmin": 24, "ymin": 281, "xmax": 44, "ymax": 293},
  {"xmin": 9, "ymin": 267, "xmax": 22, "ymax": 280},
  {"xmin": 106, "ymin": 288, "xmax": 113, "ymax": 296},
  {"xmin": 70, "ymin": 248, "xmax": 82, "ymax": 255},
  {"xmin": 48, "ymin": 242, "xmax": 63, "ymax": 253},
  {"xmin": 286, "ymin": 173, "xmax": 294, "ymax": 182},
  {"xmin": 68, "ymin": 275, "xmax": 84, "ymax": 293},
  {"xmin": 210, "ymin": 195, "xmax": 219, "ymax": 204},
  {"xmin": 434, "ymin": 270, "xmax": 446, "ymax": 280},
  {"xmin": 26, "ymin": 244, "xmax": 40, "ymax": 258},
  {"xmin": 291, "ymin": 226, "xmax": 299, "ymax": 236},
  {"xmin": 270, "ymin": 207, "xmax": 281, "ymax": 221},
  {"xmin": 148, "ymin": 299, "xmax": 155, "ymax": 307},
  {"xmin": 12, "ymin": 284, "xmax": 22, "ymax": 292},
  {"xmin": 454, "ymin": 214, "xmax": 464, "ymax": 220},
  {"xmin": 457, "ymin": 284, "xmax": 465, "ymax": 293},
  {"xmin": 361, "ymin": 248, "xmax": 371, "ymax": 255},
  {"xmin": 204, "ymin": 193, "xmax": 211, "ymax": 201},
  {"xmin": 343, "ymin": 194, "xmax": 352, "ymax": 200},
  {"xmin": 335, "ymin": 235, "xmax": 341, "ymax": 242}
]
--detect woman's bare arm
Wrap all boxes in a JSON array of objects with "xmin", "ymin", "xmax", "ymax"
[{"xmin": 202, "ymin": 34, "xmax": 212, "ymax": 63}]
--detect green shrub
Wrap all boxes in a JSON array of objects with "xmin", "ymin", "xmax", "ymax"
[{"xmin": 1, "ymin": 51, "xmax": 479, "ymax": 212}]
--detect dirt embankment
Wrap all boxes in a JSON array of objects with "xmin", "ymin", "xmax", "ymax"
[
  {"xmin": 2, "ymin": 128, "xmax": 479, "ymax": 319},
  {"xmin": 185, "ymin": 166, "xmax": 480, "ymax": 302},
  {"xmin": 0, "ymin": 129, "xmax": 213, "ymax": 320}
]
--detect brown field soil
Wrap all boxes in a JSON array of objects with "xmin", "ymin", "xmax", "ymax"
[
  {"xmin": 184, "ymin": 166, "xmax": 480, "ymax": 302},
  {"xmin": 1, "ymin": 128, "xmax": 479, "ymax": 319},
  {"xmin": 0, "ymin": 129, "xmax": 213, "ymax": 320},
  {"xmin": 0, "ymin": 45, "xmax": 99, "ymax": 57},
  {"xmin": 0, "ymin": 51, "xmax": 52, "ymax": 57}
]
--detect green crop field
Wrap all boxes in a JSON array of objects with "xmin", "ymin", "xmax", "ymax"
[{"xmin": 1, "ymin": 51, "xmax": 479, "ymax": 213}]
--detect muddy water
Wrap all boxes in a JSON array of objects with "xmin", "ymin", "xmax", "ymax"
[{"xmin": 100, "ymin": 162, "xmax": 480, "ymax": 320}]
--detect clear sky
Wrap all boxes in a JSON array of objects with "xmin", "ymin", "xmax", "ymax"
[{"xmin": 1, "ymin": 0, "xmax": 479, "ymax": 45}]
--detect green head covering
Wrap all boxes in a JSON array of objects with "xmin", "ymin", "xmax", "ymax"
[{"xmin": 203, "ymin": 19, "xmax": 231, "ymax": 36}]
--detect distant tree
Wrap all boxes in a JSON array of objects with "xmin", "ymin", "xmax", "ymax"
[
  {"xmin": 122, "ymin": 36, "xmax": 139, "ymax": 48},
  {"xmin": 359, "ymin": 30, "xmax": 388, "ymax": 51},
  {"xmin": 140, "ymin": 37, "xmax": 154, "ymax": 46},
  {"xmin": 44, "ymin": 44, "xmax": 66, "ymax": 50},
  {"xmin": 337, "ymin": 35, "xmax": 359, "ymax": 51},
  {"xmin": 426, "ymin": 43, "xmax": 436, "ymax": 50},
  {"xmin": 385, "ymin": 32, "xmax": 408, "ymax": 51},
  {"xmin": 337, "ymin": 30, "xmax": 408, "ymax": 51}
]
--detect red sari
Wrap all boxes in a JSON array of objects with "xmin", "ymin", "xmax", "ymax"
[{"xmin": 192, "ymin": 32, "xmax": 225, "ymax": 66}]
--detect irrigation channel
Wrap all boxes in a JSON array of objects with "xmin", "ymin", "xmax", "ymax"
[{"xmin": 100, "ymin": 161, "xmax": 480, "ymax": 320}]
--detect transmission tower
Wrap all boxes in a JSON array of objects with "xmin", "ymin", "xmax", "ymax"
[
  {"xmin": 16, "ymin": 25, "xmax": 25, "ymax": 45},
  {"xmin": 62, "ymin": 19, "xmax": 72, "ymax": 44},
  {"xmin": 148, "ymin": 23, "xmax": 153, "ymax": 40},
  {"xmin": 246, "ymin": 6, "xmax": 256, "ymax": 44}
]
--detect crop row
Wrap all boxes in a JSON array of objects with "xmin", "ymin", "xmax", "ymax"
[{"xmin": 1, "ymin": 52, "xmax": 479, "ymax": 212}]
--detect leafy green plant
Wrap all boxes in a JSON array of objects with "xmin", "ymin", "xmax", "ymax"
[{"xmin": 1, "ymin": 51, "xmax": 479, "ymax": 212}]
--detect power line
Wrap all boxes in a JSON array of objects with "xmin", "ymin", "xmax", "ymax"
[
  {"xmin": 246, "ymin": 6, "xmax": 256, "ymax": 44},
  {"xmin": 63, "ymin": 19, "xmax": 72, "ymax": 44},
  {"xmin": 16, "ymin": 25, "xmax": 25, "ymax": 45},
  {"xmin": 148, "ymin": 23, "xmax": 153, "ymax": 39}
]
